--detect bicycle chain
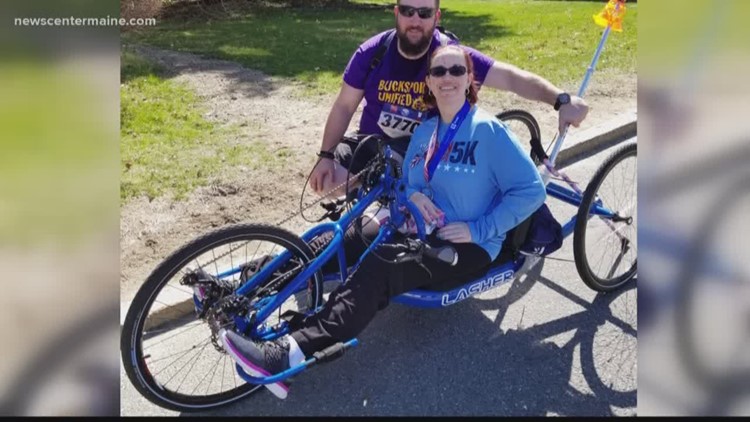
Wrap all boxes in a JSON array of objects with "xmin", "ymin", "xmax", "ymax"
[{"xmin": 275, "ymin": 158, "xmax": 378, "ymax": 227}]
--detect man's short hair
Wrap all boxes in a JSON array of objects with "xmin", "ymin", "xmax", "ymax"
[{"xmin": 397, "ymin": 0, "xmax": 440, "ymax": 9}]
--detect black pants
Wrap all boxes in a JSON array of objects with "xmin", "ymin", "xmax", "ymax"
[{"xmin": 292, "ymin": 227, "xmax": 491, "ymax": 356}]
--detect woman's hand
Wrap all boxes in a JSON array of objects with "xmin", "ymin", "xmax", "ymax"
[
  {"xmin": 409, "ymin": 191, "xmax": 443, "ymax": 225},
  {"xmin": 437, "ymin": 222, "xmax": 473, "ymax": 243}
]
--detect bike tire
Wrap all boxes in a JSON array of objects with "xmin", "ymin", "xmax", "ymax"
[
  {"xmin": 574, "ymin": 142, "xmax": 637, "ymax": 292},
  {"xmin": 496, "ymin": 109, "xmax": 544, "ymax": 165},
  {"xmin": 121, "ymin": 224, "xmax": 323, "ymax": 412}
]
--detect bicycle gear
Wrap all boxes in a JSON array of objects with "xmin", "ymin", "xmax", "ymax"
[
  {"xmin": 180, "ymin": 268, "xmax": 235, "ymax": 318},
  {"xmin": 206, "ymin": 294, "xmax": 252, "ymax": 353}
]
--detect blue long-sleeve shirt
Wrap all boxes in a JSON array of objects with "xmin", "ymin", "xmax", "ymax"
[{"xmin": 402, "ymin": 106, "xmax": 546, "ymax": 260}]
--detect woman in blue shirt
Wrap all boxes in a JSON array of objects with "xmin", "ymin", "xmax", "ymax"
[
  {"xmin": 219, "ymin": 45, "xmax": 547, "ymax": 399},
  {"xmin": 404, "ymin": 44, "xmax": 547, "ymax": 262}
]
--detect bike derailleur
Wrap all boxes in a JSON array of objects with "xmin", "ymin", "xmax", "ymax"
[
  {"xmin": 203, "ymin": 294, "xmax": 255, "ymax": 353},
  {"xmin": 180, "ymin": 268, "xmax": 235, "ymax": 319}
]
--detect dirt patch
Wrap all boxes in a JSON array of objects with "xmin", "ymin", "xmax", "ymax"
[{"xmin": 120, "ymin": 45, "xmax": 636, "ymax": 300}]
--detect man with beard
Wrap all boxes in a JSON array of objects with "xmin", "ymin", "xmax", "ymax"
[{"xmin": 309, "ymin": 0, "xmax": 589, "ymax": 195}]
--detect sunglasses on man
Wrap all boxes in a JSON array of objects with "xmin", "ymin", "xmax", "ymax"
[
  {"xmin": 397, "ymin": 5, "xmax": 436, "ymax": 19},
  {"xmin": 428, "ymin": 65, "xmax": 467, "ymax": 78}
]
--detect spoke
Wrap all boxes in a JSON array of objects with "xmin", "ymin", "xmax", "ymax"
[
  {"xmin": 221, "ymin": 353, "xmax": 227, "ymax": 394},
  {"xmin": 250, "ymin": 240, "xmax": 262, "ymax": 264},
  {"xmin": 245, "ymin": 242, "xmax": 249, "ymax": 264},
  {"xmin": 164, "ymin": 283, "xmax": 194, "ymax": 296},
  {"xmin": 153, "ymin": 297, "xmax": 191, "ymax": 310},
  {"xmin": 212, "ymin": 249, "xmax": 219, "ymax": 278},
  {"xmin": 233, "ymin": 356, "xmax": 237, "ymax": 389},
  {"xmin": 174, "ymin": 340, "xmax": 213, "ymax": 393},
  {"xmin": 144, "ymin": 322, "xmax": 208, "ymax": 351},
  {"xmin": 229, "ymin": 242, "xmax": 235, "ymax": 279},
  {"xmin": 141, "ymin": 315, "xmax": 200, "ymax": 334},
  {"xmin": 605, "ymin": 241, "xmax": 627, "ymax": 279},
  {"xmin": 591, "ymin": 232, "xmax": 611, "ymax": 278},
  {"xmin": 148, "ymin": 342, "xmax": 215, "ymax": 365},
  {"xmin": 194, "ymin": 352, "xmax": 224, "ymax": 396},
  {"xmin": 152, "ymin": 338, "xmax": 212, "ymax": 379}
]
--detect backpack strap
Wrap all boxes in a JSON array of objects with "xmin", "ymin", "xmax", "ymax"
[
  {"xmin": 436, "ymin": 25, "xmax": 459, "ymax": 46},
  {"xmin": 366, "ymin": 29, "xmax": 396, "ymax": 81}
]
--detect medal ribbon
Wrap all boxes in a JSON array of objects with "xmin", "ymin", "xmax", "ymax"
[{"xmin": 423, "ymin": 100, "xmax": 470, "ymax": 182}]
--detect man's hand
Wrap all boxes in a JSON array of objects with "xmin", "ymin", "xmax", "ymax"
[
  {"xmin": 310, "ymin": 158, "xmax": 336, "ymax": 194},
  {"xmin": 410, "ymin": 191, "xmax": 443, "ymax": 225},
  {"xmin": 558, "ymin": 95, "xmax": 589, "ymax": 133},
  {"xmin": 436, "ymin": 222, "xmax": 472, "ymax": 243}
]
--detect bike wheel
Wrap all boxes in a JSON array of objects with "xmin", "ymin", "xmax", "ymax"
[
  {"xmin": 496, "ymin": 109, "xmax": 544, "ymax": 164},
  {"xmin": 574, "ymin": 142, "xmax": 637, "ymax": 292},
  {"xmin": 676, "ymin": 175, "xmax": 750, "ymax": 393},
  {"xmin": 121, "ymin": 224, "xmax": 323, "ymax": 412}
]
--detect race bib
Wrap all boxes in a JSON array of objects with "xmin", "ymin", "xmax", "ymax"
[{"xmin": 378, "ymin": 104, "xmax": 424, "ymax": 138}]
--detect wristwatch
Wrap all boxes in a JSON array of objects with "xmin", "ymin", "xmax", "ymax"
[{"xmin": 554, "ymin": 92, "xmax": 571, "ymax": 111}]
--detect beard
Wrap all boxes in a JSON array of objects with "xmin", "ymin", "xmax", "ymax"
[{"xmin": 396, "ymin": 25, "xmax": 434, "ymax": 56}]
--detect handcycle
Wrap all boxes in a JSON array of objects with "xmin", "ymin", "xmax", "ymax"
[{"xmin": 120, "ymin": 110, "xmax": 637, "ymax": 412}]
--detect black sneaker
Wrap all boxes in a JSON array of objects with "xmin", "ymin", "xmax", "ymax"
[{"xmin": 219, "ymin": 329, "xmax": 291, "ymax": 399}]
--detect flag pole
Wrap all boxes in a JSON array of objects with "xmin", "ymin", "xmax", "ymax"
[{"xmin": 543, "ymin": 0, "xmax": 625, "ymax": 182}]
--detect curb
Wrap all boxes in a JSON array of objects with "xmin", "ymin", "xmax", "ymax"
[
  {"xmin": 557, "ymin": 109, "xmax": 637, "ymax": 169},
  {"xmin": 120, "ymin": 110, "xmax": 638, "ymax": 328}
]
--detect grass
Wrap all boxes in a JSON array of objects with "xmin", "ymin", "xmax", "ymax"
[
  {"xmin": 120, "ymin": 50, "xmax": 285, "ymax": 202},
  {"xmin": 123, "ymin": 0, "xmax": 636, "ymax": 94}
]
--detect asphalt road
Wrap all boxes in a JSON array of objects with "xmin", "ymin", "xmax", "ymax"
[{"xmin": 120, "ymin": 139, "xmax": 638, "ymax": 416}]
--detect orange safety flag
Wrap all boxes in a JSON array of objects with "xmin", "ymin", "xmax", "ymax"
[{"xmin": 593, "ymin": 0, "xmax": 626, "ymax": 32}]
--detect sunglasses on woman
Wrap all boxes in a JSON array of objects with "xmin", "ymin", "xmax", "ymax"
[
  {"xmin": 428, "ymin": 65, "xmax": 467, "ymax": 78},
  {"xmin": 397, "ymin": 5, "xmax": 436, "ymax": 19}
]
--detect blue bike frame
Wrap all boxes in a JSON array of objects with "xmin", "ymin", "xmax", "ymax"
[{"xmin": 227, "ymin": 146, "xmax": 619, "ymax": 385}]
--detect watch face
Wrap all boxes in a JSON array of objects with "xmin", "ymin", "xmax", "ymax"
[{"xmin": 555, "ymin": 93, "xmax": 571, "ymax": 110}]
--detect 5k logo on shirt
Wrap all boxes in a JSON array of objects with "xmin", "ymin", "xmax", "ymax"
[{"xmin": 448, "ymin": 141, "xmax": 478, "ymax": 166}]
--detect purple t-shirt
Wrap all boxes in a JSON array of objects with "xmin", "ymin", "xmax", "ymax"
[{"xmin": 343, "ymin": 29, "xmax": 495, "ymax": 138}]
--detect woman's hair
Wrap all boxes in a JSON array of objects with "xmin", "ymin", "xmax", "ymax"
[{"xmin": 423, "ymin": 45, "xmax": 479, "ymax": 109}]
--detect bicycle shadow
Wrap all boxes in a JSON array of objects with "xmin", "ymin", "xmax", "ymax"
[{"xmin": 201, "ymin": 261, "xmax": 637, "ymax": 416}]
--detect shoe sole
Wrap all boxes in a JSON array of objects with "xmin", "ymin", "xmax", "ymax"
[{"xmin": 219, "ymin": 330, "xmax": 289, "ymax": 400}]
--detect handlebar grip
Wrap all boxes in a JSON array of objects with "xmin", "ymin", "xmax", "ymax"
[
  {"xmin": 312, "ymin": 342, "xmax": 348, "ymax": 364},
  {"xmin": 424, "ymin": 244, "xmax": 458, "ymax": 266}
]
